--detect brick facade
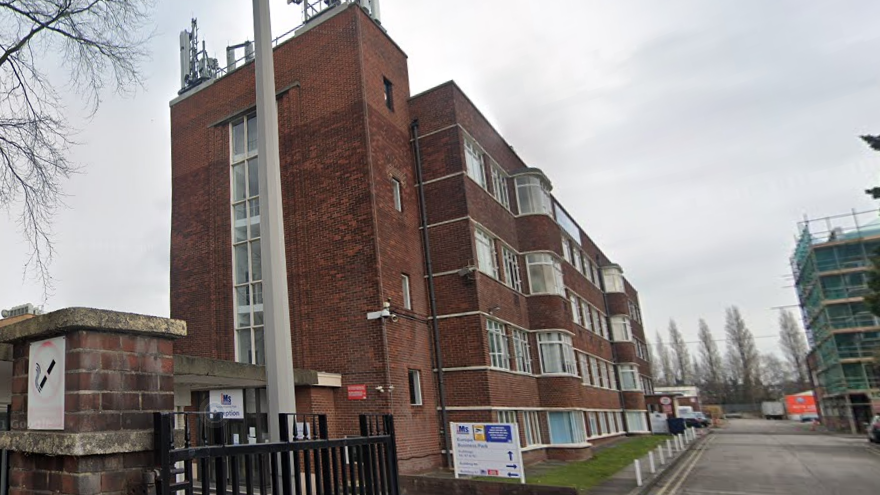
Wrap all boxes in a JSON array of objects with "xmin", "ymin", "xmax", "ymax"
[{"xmin": 169, "ymin": 3, "xmax": 653, "ymax": 473}]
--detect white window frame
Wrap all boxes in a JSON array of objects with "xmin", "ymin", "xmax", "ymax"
[
  {"xmin": 611, "ymin": 316, "xmax": 633, "ymax": 342},
  {"xmin": 391, "ymin": 177, "xmax": 402, "ymax": 212},
  {"xmin": 562, "ymin": 236, "xmax": 572, "ymax": 263},
  {"xmin": 582, "ymin": 301, "xmax": 594, "ymax": 332},
  {"xmin": 547, "ymin": 411, "xmax": 586, "ymax": 445},
  {"xmin": 523, "ymin": 411, "xmax": 542, "ymax": 446},
  {"xmin": 579, "ymin": 353, "xmax": 590, "ymax": 386},
  {"xmin": 598, "ymin": 412, "xmax": 608, "ymax": 436},
  {"xmin": 537, "ymin": 332, "xmax": 576, "ymax": 375},
  {"xmin": 231, "ymin": 114, "xmax": 265, "ymax": 366},
  {"xmin": 587, "ymin": 412, "xmax": 599, "ymax": 438},
  {"xmin": 464, "ymin": 136, "xmax": 487, "ymax": 188},
  {"xmin": 626, "ymin": 411, "xmax": 649, "ymax": 433},
  {"xmin": 502, "ymin": 246, "xmax": 523, "ymax": 292},
  {"xmin": 408, "ymin": 369, "xmax": 422, "ymax": 405},
  {"xmin": 526, "ymin": 253, "xmax": 564, "ymax": 296},
  {"xmin": 514, "ymin": 175, "xmax": 552, "ymax": 216},
  {"xmin": 603, "ymin": 267, "xmax": 625, "ymax": 293},
  {"xmin": 498, "ymin": 410, "xmax": 517, "ymax": 425},
  {"xmin": 512, "ymin": 329, "xmax": 532, "ymax": 374},
  {"xmin": 490, "ymin": 163, "xmax": 510, "ymax": 210},
  {"xmin": 589, "ymin": 357, "xmax": 600, "ymax": 388},
  {"xmin": 619, "ymin": 364, "xmax": 640, "ymax": 391},
  {"xmin": 608, "ymin": 363, "xmax": 618, "ymax": 390},
  {"xmin": 487, "ymin": 320, "xmax": 510, "ymax": 370},
  {"xmin": 475, "ymin": 228, "xmax": 499, "ymax": 278},
  {"xmin": 401, "ymin": 274, "xmax": 412, "ymax": 310},
  {"xmin": 569, "ymin": 292, "xmax": 582, "ymax": 325}
]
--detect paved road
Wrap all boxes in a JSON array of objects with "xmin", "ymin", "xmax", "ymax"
[{"xmin": 651, "ymin": 419, "xmax": 880, "ymax": 495}]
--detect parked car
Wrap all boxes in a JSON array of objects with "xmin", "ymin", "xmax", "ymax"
[
  {"xmin": 867, "ymin": 415, "xmax": 880, "ymax": 443},
  {"xmin": 680, "ymin": 412, "xmax": 707, "ymax": 428},
  {"xmin": 693, "ymin": 412, "xmax": 712, "ymax": 427}
]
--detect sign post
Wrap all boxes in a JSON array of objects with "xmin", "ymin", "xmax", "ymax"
[{"xmin": 451, "ymin": 422, "xmax": 525, "ymax": 484}]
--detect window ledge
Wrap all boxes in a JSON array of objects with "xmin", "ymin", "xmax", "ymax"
[
  {"xmin": 539, "ymin": 373, "xmax": 580, "ymax": 379},
  {"xmin": 541, "ymin": 442, "xmax": 593, "ymax": 449}
]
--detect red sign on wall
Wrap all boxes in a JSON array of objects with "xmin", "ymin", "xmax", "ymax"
[{"xmin": 347, "ymin": 385, "xmax": 367, "ymax": 400}]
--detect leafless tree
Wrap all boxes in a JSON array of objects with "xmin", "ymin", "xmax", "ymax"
[
  {"xmin": 668, "ymin": 319, "xmax": 692, "ymax": 385},
  {"xmin": 778, "ymin": 310, "xmax": 809, "ymax": 390},
  {"xmin": 697, "ymin": 318, "xmax": 725, "ymax": 402},
  {"xmin": 655, "ymin": 330, "xmax": 675, "ymax": 387},
  {"xmin": 1, "ymin": 0, "xmax": 155, "ymax": 295},
  {"xmin": 724, "ymin": 306, "xmax": 761, "ymax": 404},
  {"xmin": 759, "ymin": 352, "xmax": 789, "ymax": 399}
]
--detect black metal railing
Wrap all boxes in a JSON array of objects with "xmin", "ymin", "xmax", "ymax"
[{"xmin": 154, "ymin": 412, "xmax": 399, "ymax": 495}]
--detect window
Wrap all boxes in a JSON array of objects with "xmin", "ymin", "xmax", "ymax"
[
  {"xmin": 582, "ymin": 302, "xmax": 593, "ymax": 332},
  {"xmin": 569, "ymin": 292, "xmax": 582, "ymax": 325},
  {"xmin": 579, "ymin": 354, "xmax": 590, "ymax": 385},
  {"xmin": 548, "ymin": 411, "xmax": 586, "ymax": 445},
  {"xmin": 408, "ymin": 370, "xmax": 422, "ymax": 405},
  {"xmin": 231, "ymin": 115, "xmax": 265, "ymax": 365},
  {"xmin": 626, "ymin": 412, "xmax": 649, "ymax": 432},
  {"xmin": 599, "ymin": 315, "xmax": 609, "ymax": 339},
  {"xmin": 512, "ymin": 329, "xmax": 532, "ymax": 374},
  {"xmin": 498, "ymin": 410, "xmax": 517, "ymax": 425},
  {"xmin": 490, "ymin": 164, "xmax": 510, "ymax": 209},
  {"xmin": 526, "ymin": 253, "xmax": 564, "ymax": 295},
  {"xmin": 502, "ymin": 246, "xmax": 522, "ymax": 292},
  {"xmin": 391, "ymin": 177, "xmax": 402, "ymax": 212},
  {"xmin": 619, "ymin": 364, "xmax": 640, "ymax": 391},
  {"xmin": 562, "ymin": 237, "xmax": 572, "ymax": 263},
  {"xmin": 401, "ymin": 274, "xmax": 412, "ymax": 310},
  {"xmin": 383, "ymin": 77, "xmax": 394, "ymax": 110},
  {"xmin": 616, "ymin": 412, "xmax": 625, "ymax": 433},
  {"xmin": 603, "ymin": 266, "xmax": 625, "ymax": 293},
  {"xmin": 515, "ymin": 175, "xmax": 552, "ymax": 215},
  {"xmin": 464, "ymin": 137, "xmax": 486, "ymax": 188},
  {"xmin": 523, "ymin": 411, "xmax": 542, "ymax": 446},
  {"xmin": 475, "ymin": 228, "xmax": 498, "ymax": 278},
  {"xmin": 589, "ymin": 357, "xmax": 600, "ymax": 387},
  {"xmin": 598, "ymin": 412, "xmax": 608, "ymax": 435},
  {"xmin": 608, "ymin": 363, "xmax": 618, "ymax": 390},
  {"xmin": 598, "ymin": 360, "xmax": 608, "ymax": 388},
  {"xmin": 572, "ymin": 249, "xmax": 583, "ymax": 275},
  {"xmin": 587, "ymin": 412, "xmax": 599, "ymax": 438},
  {"xmin": 487, "ymin": 320, "xmax": 510, "ymax": 370},
  {"xmin": 538, "ymin": 332, "xmax": 576, "ymax": 375},
  {"xmin": 611, "ymin": 316, "xmax": 633, "ymax": 342}
]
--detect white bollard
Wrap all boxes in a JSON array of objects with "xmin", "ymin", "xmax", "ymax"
[
  {"xmin": 658, "ymin": 445, "xmax": 665, "ymax": 464},
  {"xmin": 667, "ymin": 439, "xmax": 673, "ymax": 456},
  {"xmin": 649, "ymin": 451, "xmax": 656, "ymax": 474},
  {"xmin": 635, "ymin": 459, "xmax": 643, "ymax": 487}
]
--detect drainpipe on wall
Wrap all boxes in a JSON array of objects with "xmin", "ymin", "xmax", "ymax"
[{"xmin": 411, "ymin": 119, "xmax": 452, "ymax": 468}]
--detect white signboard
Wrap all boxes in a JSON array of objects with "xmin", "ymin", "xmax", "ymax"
[
  {"xmin": 28, "ymin": 336, "xmax": 66, "ymax": 430},
  {"xmin": 208, "ymin": 389, "xmax": 244, "ymax": 419},
  {"xmin": 451, "ymin": 422, "xmax": 525, "ymax": 483}
]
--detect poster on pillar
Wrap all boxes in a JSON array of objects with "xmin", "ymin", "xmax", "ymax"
[
  {"xmin": 28, "ymin": 336, "xmax": 66, "ymax": 430},
  {"xmin": 208, "ymin": 389, "xmax": 245, "ymax": 419}
]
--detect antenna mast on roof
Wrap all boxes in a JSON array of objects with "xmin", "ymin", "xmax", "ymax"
[
  {"xmin": 288, "ymin": 0, "xmax": 381, "ymax": 24},
  {"xmin": 179, "ymin": 18, "xmax": 219, "ymax": 94}
]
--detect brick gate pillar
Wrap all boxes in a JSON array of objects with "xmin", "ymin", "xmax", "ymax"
[{"xmin": 0, "ymin": 308, "xmax": 185, "ymax": 494}]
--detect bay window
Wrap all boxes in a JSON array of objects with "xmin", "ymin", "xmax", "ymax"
[
  {"xmin": 619, "ymin": 364, "xmax": 640, "ymax": 391},
  {"xmin": 611, "ymin": 315, "xmax": 633, "ymax": 342},
  {"xmin": 526, "ymin": 253, "xmax": 564, "ymax": 295},
  {"xmin": 538, "ymin": 332, "xmax": 576, "ymax": 375},
  {"xmin": 515, "ymin": 175, "xmax": 552, "ymax": 215},
  {"xmin": 602, "ymin": 265, "xmax": 625, "ymax": 293}
]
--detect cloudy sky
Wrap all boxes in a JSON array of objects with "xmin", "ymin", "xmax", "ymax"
[{"xmin": 3, "ymin": 0, "xmax": 880, "ymax": 358}]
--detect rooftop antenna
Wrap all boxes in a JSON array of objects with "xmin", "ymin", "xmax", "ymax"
[
  {"xmin": 288, "ymin": 0, "xmax": 381, "ymax": 24},
  {"xmin": 179, "ymin": 18, "xmax": 219, "ymax": 94}
]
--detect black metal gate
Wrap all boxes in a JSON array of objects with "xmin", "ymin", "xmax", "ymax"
[{"xmin": 154, "ymin": 412, "xmax": 399, "ymax": 495}]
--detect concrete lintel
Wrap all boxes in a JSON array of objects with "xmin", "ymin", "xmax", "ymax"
[
  {"xmin": 0, "ymin": 430, "xmax": 154, "ymax": 456},
  {"xmin": 0, "ymin": 307, "xmax": 186, "ymax": 344},
  {"xmin": 173, "ymin": 354, "xmax": 341, "ymax": 389}
]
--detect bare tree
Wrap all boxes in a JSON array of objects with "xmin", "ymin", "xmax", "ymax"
[
  {"xmin": 697, "ymin": 319, "xmax": 725, "ymax": 403},
  {"xmin": 759, "ymin": 353, "xmax": 789, "ymax": 400},
  {"xmin": 778, "ymin": 310, "xmax": 809, "ymax": 390},
  {"xmin": 1, "ymin": 0, "xmax": 155, "ymax": 294},
  {"xmin": 725, "ymin": 306, "xmax": 761, "ymax": 404},
  {"xmin": 655, "ymin": 331, "xmax": 675, "ymax": 387},
  {"xmin": 668, "ymin": 319, "xmax": 692, "ymax": 385}
]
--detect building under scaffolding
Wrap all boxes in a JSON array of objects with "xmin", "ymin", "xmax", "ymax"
[{"xmin": 791, "ymin": 209, "xmax": 880, "ymax": 433}]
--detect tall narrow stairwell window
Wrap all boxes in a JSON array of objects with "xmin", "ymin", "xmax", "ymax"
[{"xmin": 231, "ymin": 115, "xmax": 265, "ymax": 365}]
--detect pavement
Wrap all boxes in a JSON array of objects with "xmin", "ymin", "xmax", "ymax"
[{"xmin": 646, "ymin": 418, "xmax": 880, "ymax": 495}]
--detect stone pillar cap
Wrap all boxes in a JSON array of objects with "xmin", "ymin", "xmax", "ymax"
[{"xmin": 0, "ymin": 307, "xmax": 186, "ymax": 343}]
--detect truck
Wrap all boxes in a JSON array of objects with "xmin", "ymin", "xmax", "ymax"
[{"xmin": 762, "ymin": 401, "xmax": 785, "ymax": 420}]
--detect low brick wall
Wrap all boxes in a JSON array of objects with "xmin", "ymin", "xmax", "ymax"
[{"xmin": 400, "ymin": 476, "xmax": 577, "ymax": 495}]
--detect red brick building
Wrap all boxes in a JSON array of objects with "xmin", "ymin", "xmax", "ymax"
[{"xmin": 169, "ymin": 3, "xmax": 653, "ymax": 473}]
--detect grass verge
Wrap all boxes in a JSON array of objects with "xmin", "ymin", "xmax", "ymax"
[{"xmin": 477, "ymin": 435, "xmax": 670, "ymax": 491}]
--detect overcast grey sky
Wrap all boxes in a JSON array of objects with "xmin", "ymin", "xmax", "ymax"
[{"xmin": 3, "ymin": 0, "xmax": 880, "ymax": 358}]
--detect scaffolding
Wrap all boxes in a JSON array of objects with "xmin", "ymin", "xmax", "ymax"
[{"xmin": 791, "ymin": 209, "xmax": 880, "ymax": 400}]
